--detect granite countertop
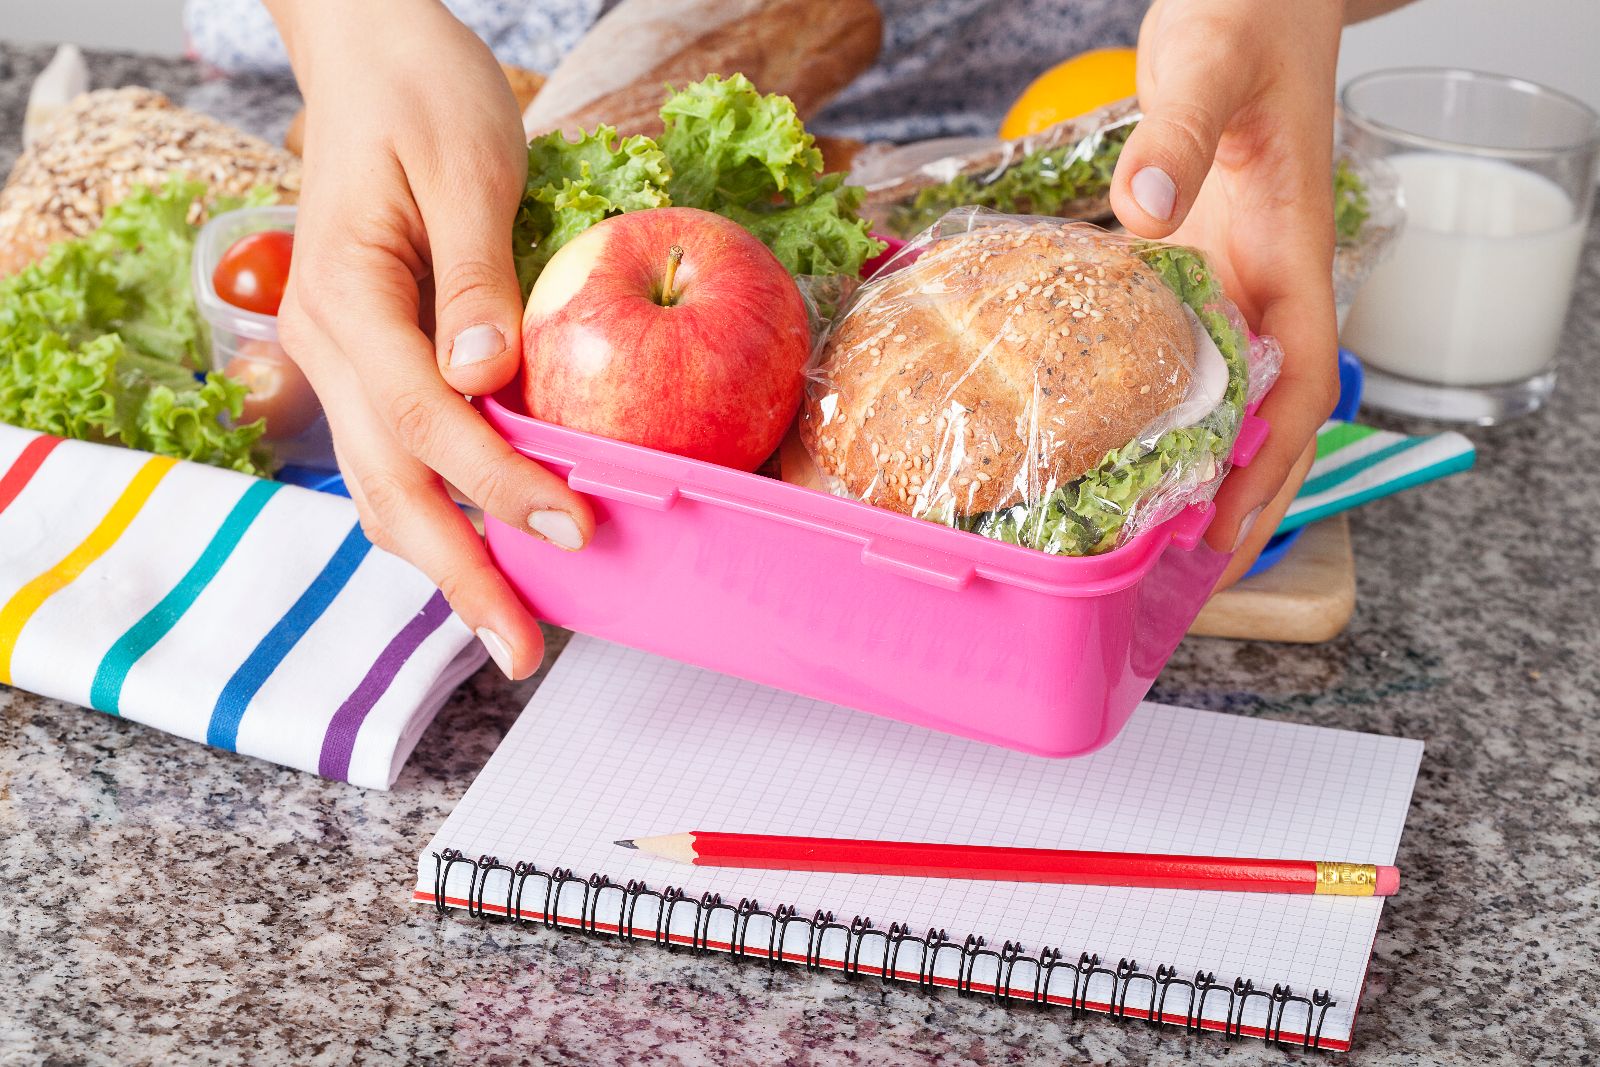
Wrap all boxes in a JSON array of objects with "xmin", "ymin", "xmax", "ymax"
[{"xmin": 2, "ymin": 42, "xmax": 1597, "ymax": 1066}]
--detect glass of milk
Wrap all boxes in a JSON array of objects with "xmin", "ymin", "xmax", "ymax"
[{"xmin": 1341, "ymin": 69, "xmax": 1599, "ymax": 423}]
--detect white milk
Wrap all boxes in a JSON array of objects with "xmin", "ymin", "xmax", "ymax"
[{"xmin": 1343, "ymin": 153, "xmax": 1587, "ymax": 386}]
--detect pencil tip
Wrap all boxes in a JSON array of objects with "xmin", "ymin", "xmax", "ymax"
[{"xmin": 614, "ymin": 839, "xmax": 637, "ymax": 849}]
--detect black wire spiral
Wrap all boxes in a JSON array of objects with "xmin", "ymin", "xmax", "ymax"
[{"xmin": 431, "ymin": 850, "xmax": 1337, "ymax": 1049}]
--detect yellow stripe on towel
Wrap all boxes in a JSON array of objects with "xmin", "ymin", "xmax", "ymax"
[{"xmin": 0, "ymin": 455, "xmax": 178, "ymax": 684}]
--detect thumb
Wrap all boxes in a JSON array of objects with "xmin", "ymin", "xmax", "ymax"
[
  {"xmin": 427, "ymin": 194, "xmax": 527, "ymax": 399},
  {"xmin": 1111, "ymin": 36, "xmax": 1255, "ymax": 237}
]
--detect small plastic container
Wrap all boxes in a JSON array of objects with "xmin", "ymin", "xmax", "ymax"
[
  {"xmin": 480, "ymin": 392, "xmax": 1269, "ymax": 758},
  {"xmin": 192, "ymin": 205, "xmax": 336, "ymax": 470}
]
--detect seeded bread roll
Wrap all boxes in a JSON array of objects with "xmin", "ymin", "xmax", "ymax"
[
  {"xmin": 801, "ymin": 221, "xmax": 1195, "ymax": 518},
  {"xmin": 0, "ymin": 87, "xmax": 301, "ymax": 276}
]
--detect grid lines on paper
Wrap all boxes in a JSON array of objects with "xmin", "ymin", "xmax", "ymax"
[{"xmin": 420, "ymin": 636, "xmax": 1423, "ymax": 1046}]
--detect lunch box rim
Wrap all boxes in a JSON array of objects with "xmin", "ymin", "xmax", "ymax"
[{"xmin": 480, "ymin": 389, "xmax": 1266, "ymax": 598}]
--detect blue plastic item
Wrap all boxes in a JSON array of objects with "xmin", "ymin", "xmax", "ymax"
[
  {"xmin": 276, "ymin": 464, "xmax": 350, "ymax": 497},
  {"xmin": 1242, "ymin": 348, "xmax": 1364, "ymax": 577}
]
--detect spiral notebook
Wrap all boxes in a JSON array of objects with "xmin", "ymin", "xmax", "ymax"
[{"xmin": 416, "ymin": 636, "xmax": 1422, "ymax": 1051}]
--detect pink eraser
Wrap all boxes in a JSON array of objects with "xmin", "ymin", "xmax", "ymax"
[{"xmin": 1375, "ymin": 865, "xmax": 1400, "ymax": 896}]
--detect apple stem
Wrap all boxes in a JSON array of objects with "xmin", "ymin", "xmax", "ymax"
[{"xmin": 661, "ymin": 245, "xmax": 684, "ymax": 307}]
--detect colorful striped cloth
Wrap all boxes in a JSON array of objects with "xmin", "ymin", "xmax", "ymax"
[
  {"xmin": 1280, "ymin": 421, "xmax": 1476, "ymax": 534},
  {"xmin": 0, "ymin": 426, "xmax": 485, "ymax": 789}
]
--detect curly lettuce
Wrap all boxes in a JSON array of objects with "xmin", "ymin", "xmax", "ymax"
[
  {"xmin": 0, "ymin": 178, "xmax": 271, "ymax": 475},
  {"xmin": 513, "ymin": 125, "xmax": 672, "ymax": 293},
  {"xmin": 514, "ymin": 74, "xmax": 882, "ymax": 295},
  {"xmin": 964, "ymin": 245, "xmax": 1249, "ymax": 555}
]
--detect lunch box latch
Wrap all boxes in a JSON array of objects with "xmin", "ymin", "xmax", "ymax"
[
  {"xmin": 568, "ymin": 463, "xmax": 681, "ymax": 511},
  {"xmin": 1230, "ymin": 413, "xmax": 1269, "ymax": 468},
  {"xmin": 1169, "ymin": 503, "xmax": 1216, "ymax": 552},
  {"xmin": 860, "ymin": 538, "xmax": 977, "ymax": 591}
]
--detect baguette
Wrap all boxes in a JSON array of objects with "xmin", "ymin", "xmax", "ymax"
[
  {"xmin": 523, "ymin": 0, "xmax": 882, "ymax": 139},
  {"xmin": 0, "ymin": 87, "xmax": 301, "ymax": 277}
]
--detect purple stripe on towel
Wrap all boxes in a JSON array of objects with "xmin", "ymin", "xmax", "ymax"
[{"xmin": 318, "ymin": 590, "xmax": 452, "ymax": 781}]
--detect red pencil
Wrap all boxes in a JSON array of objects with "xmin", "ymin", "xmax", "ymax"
[{"xmin": 615, "ymin": 832, "xmax": 1399, "ymax": 896}]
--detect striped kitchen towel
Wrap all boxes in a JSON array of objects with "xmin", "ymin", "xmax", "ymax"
[
  {"xmin": 1280, "ymin": 421, "xmax": 1476, "ymax": 534},
  {"xmin": 0, "ymin": 426, "xmax": 485, "ymax": 789}
]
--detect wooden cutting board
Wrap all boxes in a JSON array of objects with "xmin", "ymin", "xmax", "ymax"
[{"xmin": 1188, "ymin": 516, "xmax": 1356, "ymax": 643}]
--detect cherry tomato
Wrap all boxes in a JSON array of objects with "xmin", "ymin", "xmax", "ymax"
[
  {"xmin": 213, "ymin": 230, "xmax": 294, "ymax": 316},
  {"xmin": 225, "ymin": 339, "xmax": 321, "ymax": 440}
]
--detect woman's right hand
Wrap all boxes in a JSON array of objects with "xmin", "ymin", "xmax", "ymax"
[{"xmin": 265, "ymin": 0, "xmax": 594, "ymax": 679}]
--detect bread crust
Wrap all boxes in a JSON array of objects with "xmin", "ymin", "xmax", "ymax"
[
  {"xmin": 0, "ymin": 87, "xmax": 301, "ymax": 277},
  {"xmin": 802, "ymin": 222, "xmax": 1196, "ymax": 517},
  {"xmin": 523, "ymin": 0, "xmax": 882, "ymax": 139}
]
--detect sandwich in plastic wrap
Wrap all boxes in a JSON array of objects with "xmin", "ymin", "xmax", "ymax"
[{"xmin": 800, "ymin": 209, "xmax": 1281, "ymax": 555}]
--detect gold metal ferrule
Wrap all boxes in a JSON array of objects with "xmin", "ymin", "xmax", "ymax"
[{"xmin": 1314, "ymin": 861, "xmax": 1378, "ymax": 896}]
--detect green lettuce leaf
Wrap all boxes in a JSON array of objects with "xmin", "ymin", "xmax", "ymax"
[
  {"xmin": 658, "ymin": 74, "xmax": 881, "ymax": 281},
  {"xmin": 963, "ymin": 244, "xmax": 1250, "ymax": 555},
  {"xmin": 720, "ymin": 174, "xmax": 876, "ymax": 280},
  {"xmin": 659, "ymin": 72, "xmax": 823, "ymax": 208},
  {"xmin": 0, "ymin": 177, "xmax": 271, "ymax": 475},
  {"xmin": 886, "ymin": 122, "xmax": 1132, "ymax": 238},
  {"xmin": 511, "ymin": 75, "xmax": 882, "ymax": 293},
  {"xmin": 513, "ymin": 125, "xmax": 672, "ymax": 294}
]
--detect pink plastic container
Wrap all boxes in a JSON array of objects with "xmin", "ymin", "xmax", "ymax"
[{"xmin": 480, "ymin": 392, "xmax": 1268, "ymax": 758}]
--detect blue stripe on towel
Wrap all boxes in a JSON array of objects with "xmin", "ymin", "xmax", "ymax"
[
  {"xmin": 206, "ymin": 523, "xmax": 372, "ymax": 751},
  {"xmin": 91, "ymin": 480, "xmax": 283, "ymax": 715}
]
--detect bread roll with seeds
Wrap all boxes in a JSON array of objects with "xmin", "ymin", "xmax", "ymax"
[
  {"xmin": 0, "ymin": 87, "xmax": 301, "ymax": 276},
  {"xmin": 801, "ymin": 221, "xmax": 1196, "ymax": 519}
]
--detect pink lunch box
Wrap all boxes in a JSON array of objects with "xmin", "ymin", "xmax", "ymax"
[{"xmin": 479, "ymin": 392, "xmax": 1269, "ymax": 758}]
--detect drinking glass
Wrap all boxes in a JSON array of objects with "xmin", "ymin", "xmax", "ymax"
[{"xmin": 1340, "ymin": 68, "xmax": 1600, "ymax": 423}]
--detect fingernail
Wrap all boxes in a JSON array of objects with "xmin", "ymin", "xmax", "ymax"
[
  {"xmin": 529, "ymin": 509, "xmax": 584, "ymax": 551},
  {"xmin": 476, "ymin": 627, "xmax": 516, "ymax": 679},
  {"xmin": 449, "ymin": 324, "xmax": 505, "ymax": 368},
  {"xmin": 1232, "ymin": 505, "xmax": 1266, "ymax": 553},
  {"xmin": 1131, "ymin": 166, "xmax": 1177, "ymax": 222}
]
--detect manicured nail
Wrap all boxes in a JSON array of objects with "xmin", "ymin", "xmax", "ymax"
[
  {"xmin": 1232, "ymin": 505, "xmax": 1266, "ymax": 553},
  {"xmin": 530, "ymin": 509, "xmax": 584, "ymax": 551},
  {"xmin": 449, "ymin": 323, "xmax": 505, "ymax": 368},
  {"xmin": 476, "ymin": 627, "xmax": 515, "ymax": 679},
  {"xmin": 1131, "ymin": 166, "xmax": 1177, "ymax": 222}
]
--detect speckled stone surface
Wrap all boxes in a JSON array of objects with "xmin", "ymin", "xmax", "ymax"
[{"xmin": 2, "ymin": 42, "xmax": 1598, "ymax": 1067}]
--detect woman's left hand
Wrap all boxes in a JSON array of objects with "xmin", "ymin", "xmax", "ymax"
[{"xmin": 1110, "ymin": 0, "xmax": 1345, "ymax": 586}]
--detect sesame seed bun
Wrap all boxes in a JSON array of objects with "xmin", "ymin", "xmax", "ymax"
[{"xmin": 801, "ymin": 221, "xmax": 1196, "ymax": 519}]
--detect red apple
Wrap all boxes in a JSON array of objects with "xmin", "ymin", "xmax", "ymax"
[{"xmin": 520, "ymin": 206, "xmax": 811, "ymax": 472}]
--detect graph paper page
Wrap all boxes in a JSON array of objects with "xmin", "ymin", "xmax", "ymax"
[{"xmin": 419, "ymin": 636, "xmax": 1422, "ymax": 1046}]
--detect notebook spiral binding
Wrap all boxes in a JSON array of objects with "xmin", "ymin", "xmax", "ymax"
[{"xmin": 432, "ymin": 850, "xmax": 1336, "ymax": 1050}]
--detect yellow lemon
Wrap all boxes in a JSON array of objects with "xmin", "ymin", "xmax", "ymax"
[{"xmin": 1000, "ymin": 48, "xmax": 1138, "ymax": 139}]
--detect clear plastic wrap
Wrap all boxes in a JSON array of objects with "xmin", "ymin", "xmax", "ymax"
[
  {"xmin": 850, "ymin": 102, "xmax": 1405, "ymax": 325},
  {"xmin": 798, "ymin": 209, "xmax": 1281, "ymax": 556},
  {"xmin": 851, "ymin": 99, "xmax": 1139, "ymax": 239},
  {"xmin": 1332, "ymin": 129, "xmax": 1404, "ymax": 321}
]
